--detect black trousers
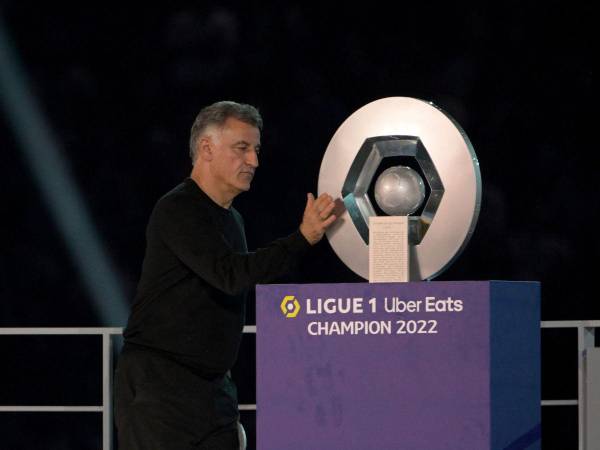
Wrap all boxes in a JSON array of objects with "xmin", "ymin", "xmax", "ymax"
[{"xmin": 114, "ymin": 346, "xmax": 239, "ymax": 450}]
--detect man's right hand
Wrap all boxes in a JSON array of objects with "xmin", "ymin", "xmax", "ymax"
[{"xmin": 299, "ymin": 193, "xmax": 338, "ymax": 245}]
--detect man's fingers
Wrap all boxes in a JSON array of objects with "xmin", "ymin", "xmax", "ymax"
[
  {"xmin": 322, "ymin": 214, "xmax": 337, "ymax": 228},
  {"xmin": 314, "ymin": 193, "xmax": 333, "ymax": 212},
  {"xmin": 319, "ymin": 200, "xmax": 336, "ymax": 219},
  {"xmin": 300, "ymin": 192, "xmax": 338, "ymax": 245}
]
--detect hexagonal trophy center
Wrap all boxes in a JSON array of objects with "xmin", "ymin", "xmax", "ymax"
[{"xmin": 341, "ymin": 136, "xmax": 444, "ymax": 245}]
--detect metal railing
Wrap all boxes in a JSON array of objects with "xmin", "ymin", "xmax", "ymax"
[
  {"xmin": 0, "ymin": 327, "xmax": 122, "ymax": 450},
  {"xmin": 1, "ymin": 322, "xmax": 598, "ymax": 450},
  {"xmin": 540, "ymin": 320, "xmax": 600, "ymax": 450},
  {"xmin": 0, "ymin": 326, "xmax": 257, "ymax": 449}
]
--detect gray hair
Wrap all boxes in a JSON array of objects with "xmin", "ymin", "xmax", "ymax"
[{"xmin": 189, "ymin": 101, "xmax": 263, "ymax": 163}]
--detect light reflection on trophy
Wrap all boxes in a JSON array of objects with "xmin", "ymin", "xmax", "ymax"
[{"xmin": 318, "ymin": 97, "xmax": 482, "ymax": 281}]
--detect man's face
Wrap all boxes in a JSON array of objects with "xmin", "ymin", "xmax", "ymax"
[{"xmin": 208, "ymin": 117, "xmax": 261, "ymax": 196}]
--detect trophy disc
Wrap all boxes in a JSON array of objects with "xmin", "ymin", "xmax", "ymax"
[{"xmin": 318, "ymin": 97, "xmax": 482, "ymax": 280}]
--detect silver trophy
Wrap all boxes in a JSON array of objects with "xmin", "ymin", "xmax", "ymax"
[{"xmin": 318, "ymin": 97, "xmax": 482, "ymax": 281}]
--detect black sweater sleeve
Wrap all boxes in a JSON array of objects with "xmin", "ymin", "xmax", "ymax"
[{"xmin": 154, "ymin": 193, "xmax": 310, "ymax": 296}]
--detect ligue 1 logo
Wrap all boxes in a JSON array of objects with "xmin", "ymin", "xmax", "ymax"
[{"xmin": 280, "ymin": 295, "xmax": 301, "ymax": 318}]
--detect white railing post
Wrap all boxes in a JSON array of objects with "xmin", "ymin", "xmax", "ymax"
[
  {"xmin": 579, "ymin": 324, "xmax": 596, "ymax": 450},
  {"xmin": 102, "ymin": 331, "xmax": 113, "ymax": 450}
]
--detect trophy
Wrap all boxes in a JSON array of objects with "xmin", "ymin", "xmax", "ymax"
[{"xmin": 318, "ymin": 97, "xmax": 482, "ymax": 281}]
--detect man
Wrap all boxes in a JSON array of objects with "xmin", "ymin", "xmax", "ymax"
[{"xmin": 114, "ymin": 101, "xmax": 337, "ymax": 449}]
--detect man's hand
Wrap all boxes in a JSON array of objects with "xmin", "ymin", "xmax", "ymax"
[{"xmin": 299, "ymin": 193, "xmax": 338, "ymax": 245}]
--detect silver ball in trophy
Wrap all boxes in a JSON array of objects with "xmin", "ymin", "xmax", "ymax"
[{"xmin": 374, "ymin": 166, "xmax": 426, "ymax": 216}]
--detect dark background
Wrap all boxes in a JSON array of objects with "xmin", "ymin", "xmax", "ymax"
[{"xmin": 0, "ymin": 2, "xmax": 595, "ymax": 449}]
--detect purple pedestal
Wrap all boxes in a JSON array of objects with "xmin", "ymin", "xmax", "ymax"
[{"xmin": 256, "ymin": 281, "xmax": 540, "ymax": 450}]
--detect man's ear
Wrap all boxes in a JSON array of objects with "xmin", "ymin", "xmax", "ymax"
[{"xmin": 198, "ymin": 136, "xmax": 213, "ymax": 161}]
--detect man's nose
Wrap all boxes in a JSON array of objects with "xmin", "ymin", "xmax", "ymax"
[{"xmin": 246, "ymin": 149, "xmax": 259, "ymax": 168}]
